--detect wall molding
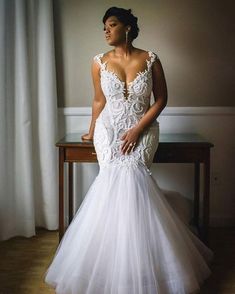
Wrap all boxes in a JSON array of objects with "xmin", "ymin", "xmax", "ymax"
[{"xmin": 58, "ymin": 106, "xmax": 235, "ymax": 117}]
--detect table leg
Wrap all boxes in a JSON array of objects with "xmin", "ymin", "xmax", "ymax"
[
  {"xmin": 68, "ymin": 162, "xmax": 74, "ymax": 224},
  {"xmin": 202, "ymin": 150, "xmax": 211, "ymax": 244},
  {"xmin": 193, "ymin": 162, "xmax": 200, "ymax": 228},
  {"xmin": 59, "ymin": 147, "xmax": 65, "ymax": 241}
]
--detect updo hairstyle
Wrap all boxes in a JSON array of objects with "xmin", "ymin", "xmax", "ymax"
[{"xmin": 102, "ymin": 7, "xmax": 139, "ymax": 41}]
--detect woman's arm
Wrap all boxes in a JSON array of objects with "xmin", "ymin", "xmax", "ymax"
[
  {"xmin": 120, "ymin": 58, "xmax": 168, "ymax": 154},
  {"xmin": 135, "ymin": 58, "xmax": 168, "ymax": 132},
  {"xmin": 81, "ymin": 60, "xmax": 106, "ymax": 141}
]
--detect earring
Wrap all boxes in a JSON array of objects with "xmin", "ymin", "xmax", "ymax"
[{"xmin": 126, "ymin": 31, "xmax": 128, "ymax": 45}]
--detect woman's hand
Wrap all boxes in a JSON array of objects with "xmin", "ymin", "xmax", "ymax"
[
  {"xmin": 81, "ymin": 133, "xmax": 93, "ymax": 141},
  {"xmin": 120, "ymin": 126, "xmax": 142, "ymax": 154}
]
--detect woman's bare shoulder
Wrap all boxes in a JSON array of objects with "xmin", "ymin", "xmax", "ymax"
[
  {"xmin": 100, "ymin": 50, "xmax": 114, "ymax": 62},
  {"xmin": 136, "ymin": 48, "xmax": 159, "ymax": 58},
  {"xmin": 135, "ymin": 48, "xmax": 149, "ymax": 54}
]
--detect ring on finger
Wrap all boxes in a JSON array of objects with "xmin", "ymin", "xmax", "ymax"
[{"xmin": 128, "ymin": 142, "xmax": 136, "ymax": 149}]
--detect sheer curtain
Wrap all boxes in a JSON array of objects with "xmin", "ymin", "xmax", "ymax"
[{"xmin": 0, "ymin": 0, "xmax": 58, "ymax": 240}]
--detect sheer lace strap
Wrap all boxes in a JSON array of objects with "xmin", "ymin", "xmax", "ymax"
[
  {"xmin": 147, "ymin": 51, "xmax": 159, "ymax": 70},
  {"xmin": 93, "ymin": 53, "xmax": 105, "ymax": 68}
]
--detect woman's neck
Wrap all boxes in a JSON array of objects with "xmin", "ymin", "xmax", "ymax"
[{"xmin": 113, "ymin": 43, "xmax": 135, "ymax": 58}]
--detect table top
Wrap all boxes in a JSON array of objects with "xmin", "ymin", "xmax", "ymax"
[{"xmin": 56, "ymin": 132, "xmax": 214, "ymax": 148}]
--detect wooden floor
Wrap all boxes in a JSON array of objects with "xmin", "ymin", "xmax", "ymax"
[{"xmin": 0, "ymin": 227, "xmax": 234, "ymax": 294}]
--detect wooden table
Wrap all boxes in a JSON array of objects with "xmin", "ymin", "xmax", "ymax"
[{"xmin": 56, "ymin": 132, "xmax": 213, "ymax": 244}]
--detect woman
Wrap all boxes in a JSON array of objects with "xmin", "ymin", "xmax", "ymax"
[{"xmin": 45, "ymin": 7, "xmax": 213, "ymax": 294}]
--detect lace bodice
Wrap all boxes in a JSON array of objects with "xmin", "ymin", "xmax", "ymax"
[
  {"xmin": 94, "ymin": 50, "xmax": 158, "ymax": 104},
  {"xmin": 93, "ymin": 50, "xmax": 160, "ymax": 172}
]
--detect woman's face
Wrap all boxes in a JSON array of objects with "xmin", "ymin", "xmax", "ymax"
[{"xmin": 103, "ymin": 16, "xmax": 129, "ymax": 46}]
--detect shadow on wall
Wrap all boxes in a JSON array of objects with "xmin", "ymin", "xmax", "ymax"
[{"xmin": 162, "ymin": 189, "xmax": 194, "ymax": 229}]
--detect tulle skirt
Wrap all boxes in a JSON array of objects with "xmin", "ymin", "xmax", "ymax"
[{"xmin": 44, "ymin": 162, "xmax": 213, "ymax": 294}]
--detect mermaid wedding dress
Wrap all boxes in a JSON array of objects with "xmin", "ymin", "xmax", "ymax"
[{"xmin": 44, "ymin": 51, "xmax": 213, "ymax": 294}]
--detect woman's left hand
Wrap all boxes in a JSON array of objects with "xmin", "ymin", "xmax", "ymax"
[{"xmin": 120, "ymin": 126, "xmax": 142, "ymax": 154}]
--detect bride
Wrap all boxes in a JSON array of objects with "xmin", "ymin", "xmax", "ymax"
[{"xmin": 44, "ymin": 6, "xmax": 214, "ymax": 294}]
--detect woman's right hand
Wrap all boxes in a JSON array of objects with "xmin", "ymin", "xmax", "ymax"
[{"xmin": 81, "ymin": 133, "xmax": 93, "ymax": 141}]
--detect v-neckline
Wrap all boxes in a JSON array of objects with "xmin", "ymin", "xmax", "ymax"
[{"xmin": 100, "ymin": 50, "xmax": 152, "ymax": 101}]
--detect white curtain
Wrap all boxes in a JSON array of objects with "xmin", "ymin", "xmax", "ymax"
[{"xmin": 0, "ymin": 0, "xmax": 58, "ymax": 241}]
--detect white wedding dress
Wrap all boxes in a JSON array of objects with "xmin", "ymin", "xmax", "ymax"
[{"xmin": 44, "ymin": 51, "xmax": 214, "ymax": 294}]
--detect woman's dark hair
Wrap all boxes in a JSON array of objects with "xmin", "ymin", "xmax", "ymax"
[{"xmin": 103, "ymin": 7, "xmax": 139, "ymax": 41}]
